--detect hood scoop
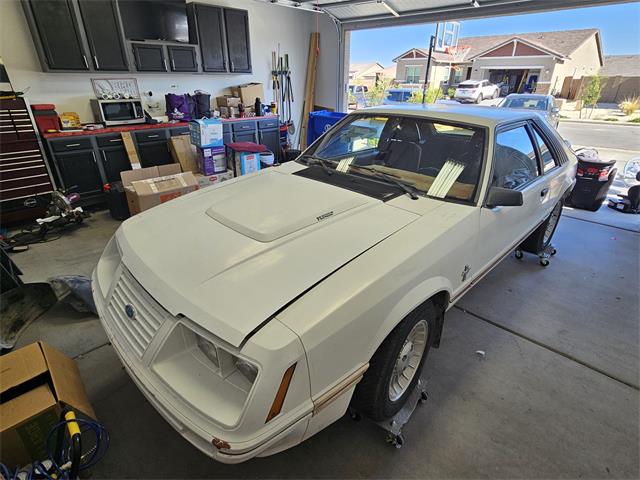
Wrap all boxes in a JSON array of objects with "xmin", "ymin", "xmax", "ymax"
[{"xmin": 205, "ymin": 170, "xmax": 370, "ymax": 242}]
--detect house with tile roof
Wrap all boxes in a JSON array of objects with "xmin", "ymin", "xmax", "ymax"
[{"xmin": 392, "ymin": 28, "xmax": 603, "ymax": 96}]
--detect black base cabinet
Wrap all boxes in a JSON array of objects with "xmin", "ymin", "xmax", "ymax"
[
  {"xmin": 55, "ymin": 150, "xmax": 103, "ymax": 196},
  {"xmin": 44, "ymin": 117, "xmax": 278, "ymax": 207},
  {"xmin": 100, "ymin": 146, "xmax": 131, "ymax": 183},
  {"xmin": 137, "ymin": 142, "xmax": 173, "ymax": 168}
]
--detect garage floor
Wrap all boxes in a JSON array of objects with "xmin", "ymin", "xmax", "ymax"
[{"xmin": 10, "ymin": 205, "xmax": 639, "ymax": 478}]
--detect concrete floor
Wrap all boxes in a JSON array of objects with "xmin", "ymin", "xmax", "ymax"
[{"xmin": 9, "ymin": 205, "xmax": 640, "ymax": 478}]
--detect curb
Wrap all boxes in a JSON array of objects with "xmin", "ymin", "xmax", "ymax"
[{"xmin": 559, "ymin": 118, "xmax": 640, "ymax": 127}]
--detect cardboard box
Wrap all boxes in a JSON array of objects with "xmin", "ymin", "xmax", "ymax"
[
  {"xmin": 121, "ymin": 164, "xmax": 199, "ymax": 215},
  {"xmin": 218, "ymin": 106, "xmax": 240, "ymax": 119},
  {"xmin": 229, "ymin": 151, "xmax": 261, "ymax": 176},
  {"xmin": 231, "ymin": 83, "xmax": 265, "ymax": 105},
  {"xmin": 0, "ymin": 342, "xmax": 96, "ymax": 467},
  {"xmin": 189, "ymin": 118, "xmax": 223, "ymax": 148},
  {"xmin": 195, "ymin": 170, "xmax": 234, "ymax": 189},
  {"xmin": 169, "ymin": 136, "xmax": 198, "ymax": 173},
  {"xmin": 216, "ymin": 96, "xmax": 241, "ymax": 108},
  {"xmin": 196, "ymin": 146, "xmax": 226, "ymax": 175}
]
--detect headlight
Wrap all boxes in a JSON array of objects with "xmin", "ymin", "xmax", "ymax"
[
  {"xmin": 196, "ymin": 335, "xmax": 258, "ymax": 384},
  {"xmin": 96, "ymin": 236, "xmax": 121, "ymax": 296}
]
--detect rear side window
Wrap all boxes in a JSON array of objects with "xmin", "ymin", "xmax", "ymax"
[
  {"xmin": 492, "ymin": 126, "xmax": 540, "ymax": 190},
  {"xmin": 531, "ymin": 127, "xmax": 557, "ymax": 173}
]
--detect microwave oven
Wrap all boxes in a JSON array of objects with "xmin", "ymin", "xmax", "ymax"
[{"xmin": 90, "ymin": 99, "xmax": 145, "ymax": 126}]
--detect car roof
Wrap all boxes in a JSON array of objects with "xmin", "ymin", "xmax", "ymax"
[
  {"xmin": 505, "ymin": 93, "xmax": 549, "ymax": 99},
  {"xmin": 356, "ymin": 104, "xmax": 535, "ymax": 128}
]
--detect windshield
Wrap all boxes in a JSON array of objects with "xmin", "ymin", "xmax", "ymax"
[
  {"xmin": 386, "ymin": 90, "xmax": 413, "ymax": 102},
  {"xmin": 300, "ymin": 114, "xmax": 486, "ymax": 203},
  {"xmin": 502, "ymin": 96, "xmax": 548, "ymax": 111}
]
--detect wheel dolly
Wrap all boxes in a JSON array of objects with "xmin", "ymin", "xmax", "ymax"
[
  {"xmin": 348, "ymin": 379, "xmax": 428, "ymax": 448},
  {"xmin": 515, "ymin": 243, "xmax": 557, "ymax": 267}
]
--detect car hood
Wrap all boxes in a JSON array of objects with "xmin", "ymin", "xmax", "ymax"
[{"xmin": 116, "ymin": 167, "xmax": 420, "ymax": 347}]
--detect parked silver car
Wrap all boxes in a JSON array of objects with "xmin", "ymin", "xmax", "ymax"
[
  {"xmin": 500, "ymin": 94, "xmax": 560, "ymax": 128},
  {"xmin": 454, "ymin": 80, "xmax": 500, "ymax": 103}
]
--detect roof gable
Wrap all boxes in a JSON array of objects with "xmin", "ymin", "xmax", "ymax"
[{"xmin": 471, "ymin": 37, "xmax": 562, "ymax": 60}]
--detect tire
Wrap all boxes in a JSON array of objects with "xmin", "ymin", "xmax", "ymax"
[
  {"xmin": 492, "ymin": 89, "xmax": 498, "ymax": 99},
  {"xmin": 352, "ymin": 301, "xmax": 438, "ymax": 421},
  {"xmin": 520, "ymin": 201, "xmax": 563, "ymax": 253},
  {"xmin": 476, "ymin": 94, "xmax": 483, "ymax": 104}
]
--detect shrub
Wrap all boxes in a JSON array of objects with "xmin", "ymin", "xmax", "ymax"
[
  {"xmin": 603, "ymin": 117, "xmax": 619, "ymax": 122},
  {"xmin": 447, "ymin": 87, "xmax": 456, "ymax": 99},
  {"xmin": 630, "ymin": 117, "xmax": 640, "ymax": 123},
  {"xmin": 618, "ymin": 96, "xmax": 640, "ymax": 116}
]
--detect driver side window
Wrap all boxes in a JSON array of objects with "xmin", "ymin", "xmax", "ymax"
[{"xmin": 492, "ymin": 126, "xmax": 540, "ymax": 190}]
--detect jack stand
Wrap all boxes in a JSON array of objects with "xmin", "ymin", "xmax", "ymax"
[
  {"xmin": 515, "ymin": 243, "xmax": 557, "ymax": 267},
  {"xmin": 349, "ymin": 379, "xmax": 428, "ymax": 449}
]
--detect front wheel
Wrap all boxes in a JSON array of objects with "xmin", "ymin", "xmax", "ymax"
[
  {"xmin": 476, "ymin": 94, "xmax": 483, "ymax": 104},
  {"xmin": 351, "ymin": 302, "xmax": 438, "ymax": 421}
]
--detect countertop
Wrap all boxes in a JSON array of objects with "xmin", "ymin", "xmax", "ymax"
[{"xmin": 41, "ymin": 115, "xmax": 279, "ymax": 139}]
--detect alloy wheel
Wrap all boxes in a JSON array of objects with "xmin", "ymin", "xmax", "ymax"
[{"xmin": 388, "ymin": 319, "xmax": 428, "ymax": 401}]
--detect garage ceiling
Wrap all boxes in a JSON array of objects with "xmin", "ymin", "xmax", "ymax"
[{"xmin": 264, "ymin": 0, "xmax": 634, "ymax": 30}]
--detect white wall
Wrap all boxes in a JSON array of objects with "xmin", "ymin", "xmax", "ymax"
[{"xmin": 0, "ymin": 0, "xmax": 339, "ymax": 143}]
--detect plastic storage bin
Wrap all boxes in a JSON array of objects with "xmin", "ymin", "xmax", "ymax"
[{"xmin": 306, "ymin": 110, "xmax": 347, "ymax": 146}]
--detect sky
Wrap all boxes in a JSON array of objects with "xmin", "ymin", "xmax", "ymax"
[{"xmin": 350, "ymin": 2, "xmax": 640, "ymax": 66}]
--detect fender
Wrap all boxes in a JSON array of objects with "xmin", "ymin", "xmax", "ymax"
[{"xmin": 367, "ymin": 276, "xmax": 453, "ymax": 358}]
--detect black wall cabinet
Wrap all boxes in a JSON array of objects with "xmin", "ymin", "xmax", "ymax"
[
  {"xmin": 24, "ymin": 0, "xmax": 252, "ymax": 75},
  {"xmin": 132, "ymin": 43, "xmax": 167, "ymax": 72},
  {"xmin": 224, "ymin": 8, "xmax": 252, "ymax": 73},
  {"xmin": 189, "ymin": 4, "xmax": 226, "ymax": 73},
  {"xmin": 167, "ymin": 46, "xmax": 198, "ymax": 72},
  {"xmin": 78, "ymin": 0, "xmax": 128, "ymax": 71},
  {"xmin": 26, "ymin": 0, "xmax": 89, "ymax": 71}
]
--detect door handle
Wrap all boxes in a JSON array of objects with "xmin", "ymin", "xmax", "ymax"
[{"xmin": 540, "ymin": 187, "xmax": 549, "ymax": 197}]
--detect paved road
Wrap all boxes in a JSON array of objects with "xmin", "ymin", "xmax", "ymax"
[{"xmin": 558, "ymin": 122, "xmax": 640, "ymax": 151}]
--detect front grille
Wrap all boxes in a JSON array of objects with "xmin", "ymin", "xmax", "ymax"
[{"xmin": 107, "ymin": 268, "xmax": 168, "ymax": 357}]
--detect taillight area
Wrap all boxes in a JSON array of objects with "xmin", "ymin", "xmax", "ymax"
[
  {"xmin": 576, "ymin": 167, "xmax": 584, "ymax": 177},
  {"xmin": 598, "ymin": 168, "xmax": 610, "ymax": 182}
]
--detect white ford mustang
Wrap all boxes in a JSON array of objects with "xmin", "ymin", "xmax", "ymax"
[{"xmin": 93, "ymin": 105, "xmax": 576, "ymax": 463}]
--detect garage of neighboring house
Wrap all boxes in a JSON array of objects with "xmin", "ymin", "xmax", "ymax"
[{"xmin": 0, "ymin": 0, "xmax": 638, "ymax": 478}]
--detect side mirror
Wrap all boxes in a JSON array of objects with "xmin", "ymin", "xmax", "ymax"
[
  {"xmin": 486, "ymin": 186, "xmax": 523, "ymax": 208},
  {"xmin": 551, "ymin": 107, "xmax": 560, "ymax": 114}
]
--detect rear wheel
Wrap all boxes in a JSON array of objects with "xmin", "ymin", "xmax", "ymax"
[
  {"xmin": 521, "ymin": 201, "xmax": 563, "ymax": 253},
  {"xmin": 352, "ymin": 302, "xmax": 438, "ymax": 421},
  {"xmin": 476, "ymin": 94, "xmax": 483, "ymax": 104}
]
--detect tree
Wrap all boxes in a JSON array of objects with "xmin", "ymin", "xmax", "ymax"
[
  {"xmin": 364, "ymin": 78, "xmax": 394, "ymax": 107},
  {"xmin": 580, "ymin": 75, "xmax": 603, "ymax": 119},
  {"xmin": 408, "ymin": 88, "xmax": 443, "ymax": 105}
]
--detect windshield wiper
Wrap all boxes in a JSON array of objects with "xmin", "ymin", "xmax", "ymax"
[
  {"xmin": 300, "ymin": 155, "xmax": 334, "ymax": 175},
  {"xmin": 350, "ymin": 165, "xmax": 420, "ymax": 200}
]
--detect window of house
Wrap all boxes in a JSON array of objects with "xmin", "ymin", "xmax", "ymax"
[
  {"xmin": 492, "ymin": 126, "xmax": 540, "ymax": 190},
  {"xmin": 406, "ymin": 66, "xmax": 421, "ymax": 83}
]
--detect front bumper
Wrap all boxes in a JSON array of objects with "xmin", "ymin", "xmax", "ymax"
[{"xmin": 92, "ymin": 264, "xmax": 313, "ymax": 463}]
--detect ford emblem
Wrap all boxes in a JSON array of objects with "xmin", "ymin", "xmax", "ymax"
[{"xmin": 124, "ymin": 304, "xmax": 136, "ymax": 319}]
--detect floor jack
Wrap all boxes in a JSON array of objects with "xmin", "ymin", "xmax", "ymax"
[
  {"xmin": 349, "ymin": 379, "xmax": 428, "ymax": 448},
  {"xmin": 515, "ymin": 243, "xmax": 557, "ymax": 267}
]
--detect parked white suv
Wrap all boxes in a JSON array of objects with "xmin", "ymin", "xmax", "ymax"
[
  {"xmin": 93, "ymin": 105, "xmax": 576, "ymax": 463},
  {"xmin": 455, "ymin": 80, "xmax": 500, "ymax": 103}
]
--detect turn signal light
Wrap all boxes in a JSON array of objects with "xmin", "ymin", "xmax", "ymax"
[{"xmin": 265, "ymin": 363, "xmax": 297, "ymax": 423}]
